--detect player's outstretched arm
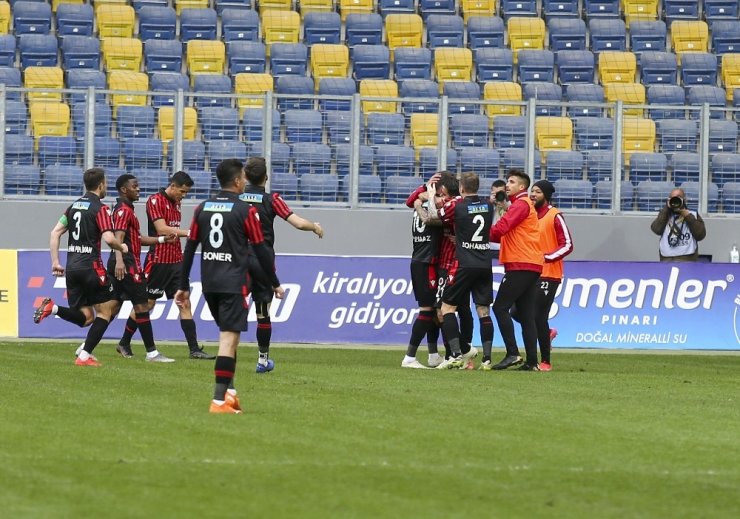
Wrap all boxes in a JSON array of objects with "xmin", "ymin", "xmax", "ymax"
[
  {"xmin": 141, "ymin": 233, "xmax": 178, "ymax": 246},
  {"xmin": 49, "ymin": 220, "xmax": 68, "ymax": 277},
  {"xmin": 286, "ymin": 214, "xmax": 324, "ymax": 238}
]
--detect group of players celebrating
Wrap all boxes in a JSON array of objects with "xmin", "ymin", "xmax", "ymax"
[{"xmin": 403, "ymin": 169, "xmax": 574, "ymax": 372}]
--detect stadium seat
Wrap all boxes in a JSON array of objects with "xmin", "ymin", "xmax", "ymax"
[
  {"xmin": 345, "ymin": 13, "xmax": 383, "ymax": 47},
  {"xmin": 187, "ymin": 41, "xmax": 226, "ymax": 82},
  {"xmin": 72, "ymin": 102, "xmax": 113, "ymax": 138},
  {"xmin": 123, "ymin": 138, "xmax": 163, "ymax": 170},
  {"xmin": 24, "ymin": 66, "xmax": 64, "ymax": 103},
  {"xmin": 647, "ymin": 85, "xmax": 686, "ymax": 120},
  {"xmin": 399, "ymin": 79, "xmax": 439, "ymax": 115},
  {"xmin": 680, "ymin": 53, "xmax": 718, "ymax": 86},
  {"xmin": 663, "ymin": 0, "xmax": 698, "ymax": 25},
  {"xmin": 461, "ymin": 0, "xmax": 496, "ymax": 22},
  {"xmin": 4, "ymin": 135, "xmax": 34, "ymax": 165},
  {"xmin": 338, "ymin": 0, "xmax": 374, "ymax": 22},
  {"xmin": 419, "ymin": 0, "xmax": 456, "ymax": 18},
  {"xmin": 524, "ymin": 82, "xmax": 564, "ymax": 117},
  {"xmin": 542, "ymin": 0, "xmax": 579, "ymax": 21},
  {"xmin": 434, "ymin": 48, "xmax": 473, "ymax": 92},
  {"xmin": 38, "ymin": 136, "xmax": 77, "ymax": 168},
  {"xmin": 500, "ymin": 148, "xmax": 541, "ymax": 174},
  {"xmin": 385, "ymin": 175, "xmax": 425, "ymax": 203},
  {"xmin": 271, "ymin": 42, "xmax": 308, "ymax": 77},
  {"xmin": 227, "ymin": 41, "xmax": 266, "ymax": 74},
  {"xmin": 300, "ymin": 0, "xmax": 334, "ymax": 17},
  {"xmin": 234, "ymin": 73, "xmax": 273, "ymax": 114},
  {"xmin": 598, "ymin": 51, "xmax": 637, "ymax": 84},
  {"xmin": 102, "ymin": 37, "xmax": 142, "ymax": 72},
  {"xmin": 450, "ymin": 114, "xmax": 489, "ymax": 148},
  {"xmin": 179, "ymin": 168, "xmax": 210, "ymax": 198},
  {"xmin": 138, "ymin": 6, "xmax": 177, "ymax": 40},
  {"xmin": 545, "ymin": 151, "xmax": 584, "ymax": 180},
  {"xmin": 410, "ymin": 113, "xmax": 439, "ymax": 152},
  {"xmin": 157, "ymin": 106, "xmax": 197, "ymax": 143},
  {"xmin": 589, "ymin": 19, "xmax": 626, "ymax": 53},
  {"xmin": 3, "ymin": 165, "xmax": 41, "ymax": 195},
  {"xmin": 583, "ymin": 0, "xmax": 621, "ymax": 19},
  {"xmin": 311, "ymin": 44, "xmax": 350, "ymax": 89},
  {"xmin": 565, "ymin": 84, "xmax": 604, "ymax": 117},
  {"xmin": 116, "ymin": 105, "xmax": 156, "ymax": 138},
  {"xmin": 604, "ymin": 83, "xmax": 646, "ymax": 117},
  {"xmin": 360, "ymin": 79, "xmax": 398, "ymax": 114},
  {"xmin": 629, "ymin": 152, "xmax": 668, "ymax": 182},
  {"xmin": 629, "ymin": 21, "xmax": 667, "ymax": 54},
  {"xmin": 284, "ymin": 109, "xmax": 323, "ymax": 143},
  {"xmin": 0, "ymin": 34, "xmax": 14, "ymax": 67},
  {"xmin": 275, "ymin": 76, "xmax": 315, "ymax": 111},
  {"xmin": 711, "ymin": 153, "xmax": 740, "ymax": 185},
  {"xmin": 145, "ymin": 39, "xmax": 183, "ymax": 73},
  {"xmin": 262, "ymin": 9, "xmax": 301, "ymax": 52},
  {"xmin": 150, "ymin": 72, "xmax": 189, "ymax": 108},
  {"xmin": 557, "ymin": 50, "xmax": 596, "ymax": 86},
  {"xmin": 109, "ymin": 71, "xmax": 148, "ymax": 110},
  {"xmin": 45, "ymin": 165, "xmax": 83, "ymax": 196},
  {"xmin": 419, "ymin": 147, "xmax": 458, "ymax": 176},
  {"xmin": 393, "ymin": 47, "xmax": 433, "ymax": 81},
  {"xmin": 30, "ymin": 102, "xmax": 70, "ymax": 140},
  {"xmin": 444, "ymin": 81, "xmax": 480, "ymax": 115},
  {"xmin": 175, "ymin": 0, "xmax": 209, "ymax": 15},
  {"xmin": 131, "ymin": 168, "xmax": 169, "ymax": 197},
  {"xmin": 687, "ymin": 86, "xmax": 727, "ymax": 119},
  {"xmin": 318, "ymin": 78, "xmax": 356, "ymax": 111},
  {"xmin": 426, "ymin": 14, "xmax": 465, "ymax": 48},
  {"xmin": 379, "ymin": 0, "xmax": 415, "ymax": 17},
  {"xmin": 207, "ymin": 139, "xmax": 247, "ymax": 168},
  {"xmin": 241, "ymin": 107, "xmax": 280, "ymax": 142},
  {"xmin": 507, "ymin": 17, "xmax": 546, "ymax": 61},
  {"xmin": 303, "ymin": 12, "xmax": 341, "ymax": 45},
  {"xmin": 622, "ymin": 117, "xmax": 656, "ymax": 162},
  {"xmin": 4, "ymin": 101, "xmax": 28, "ymax": 134},
  {"xmin": 483, "ymin": 81, "xmax": 523, "ymax": 119},
  {"xmin": 622, "ymin": 0, "xmax": 658, "ymax": 27},
  {"xmin": 467, "ymin": 15, "xmax": 505, "ymax": 52},
  {"xmin": 639, "ymin": 52, "xmax": 678, "ymax": 86},
  {"xmin": 535, "ymin": 116, "xmax": 573, "ymax": 154},
  {"xmin": 670, "ymin": 152, "xmax": 700, "ymax": 183},
  {"xmin": 61, "ymin": 36, "xmax": 100, "ymax": 70},
  {"xmin": 595, "ymin": 180, "xmax": 635, "ymax": 209},
  {"xmin": 552, "ymin": 179, "xmax": 593, "ymax": 209},
  {"xmin": 93, "ymin": 136, "xmax": 121, "ymax": 167},
  {"xmin": 19, "ymin": 34, "xmax": 58, "ymax": 69},
  {"xmin": 366, "ymin": 113, "xmax": 405, "ymax": 145},
  {"xmin": 475, "ymin": 48, "xmax": 514, "ymax": 82},
  {"xmin": 56, "ymin": 3, "xmax": 94, "ymax": 36},
  {"xmin": 636, "ymin": 180, "xmax": 675, "ymax": 211},
  {"xmin": 657, "ymin": 119, "xmax": 698, "ymax": 153},
  {"xmin": 385, "ymin": 14, "xmax": 423, "ymax": 54},
  {"xmin": 459, "ymin": 147, "xmax": 500, "ymax": 177},
  {"xmin": 518, "ymin": 50, "xmax": 555, "ymax": 83},
  {"xmin": 334, "ymin": 143, "xmax": 374, "ymax": 176},
  {"xmin": 708, "ymin": 120, "xmax": 739, "ymax": 153},
  {"xmin": 501, "ymin": 0, "xmax": 537, "ymax": 19},
  {"xmin": 352, "ymin": 45, "xmax": 391, "ymax": 80},
  {"xmin": 0, "ymin": 1, "xmax": 9, "ymax": 35},
  {"xmin": 680, "ymin": 181, "xmax": 719, "ymax": 212},
  {"xmin": 292, "ymin": 143, "xmax": 332, "ymax": 176},
  {"xmin": 720, "ymin": 181, "xmax": 740, "ymax": 213},
  {"xmin": 13, "ymin": 1, "xmax": 52, "ymax": 35},
  {"xmin": 574, "ymin": 117, "xmax": 614, "ymax": 151},
  {"xmin": 492, "ymin": 115, "xmax": 527, "ymax": 148},
  {"xmin": 325, "ymin": 111, "xmax": 352, "ymax": 144},
  {"xmin": 96, "ymin": 5, "xmax": 135, "ymax": 39},
  {"xmin": 299, "ymin": 172, "xmax": 339, "ymax": 201},
  {"xmin": 374, "ymin": 144, "xmax": 415, "ymax": 177},
  {"xmin": 704, "ymin": 1, "xmax": 739, "ymax": 24},
  {"xmin": 712, "ymin": 21, "xmax": 740, "ymax": 56},
  {"xmin": 222, "ymin": 8, "xmax": 260, "ymax": 42},
  {"xmin": 180, "ymin": 8, "xmax": 217, "ymax": 42},
  {"xmin": 256, "ymin": 0, "xmax": 291, "ymax": 14},
  {"xmin": 585, "ymin": 150, "xmax": 614, "ymax": 182},
  {"xmin": 267, "ymin": 171, "xmax": 298, "ymax": 198},
  {"xmin": 548, "ymin": 18, "xmax": 587, "ymax": 52},
  {"xmin": 66, "ymin": 69, "xmax": 106, "ymax": 104},
  {"xmin": 722, "ymin": 54, "xmax": 740, "ymax": 101},
  {"xmin": 671, "ymin": 21, "xmax": 709, "ymax": 63}
]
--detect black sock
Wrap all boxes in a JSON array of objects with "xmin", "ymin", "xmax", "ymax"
[
  {"xmin": 214, "ymin": 356, "xmax": 236, "ymax": 401},
  {"xmin": 426, "ymin": 323, "xmax": 439, "ymax": 354},
  {"xmin": 56, "ymin": 306, "xmax": 87, "ymax": 327},
  {"xmin": 120, "ymin": 316, "xmax": 137, "ymax": 346},
  {"xmin": 458, "ymin": 306, "xmax": 474, "ymax": 347},
  {"xmin": 440, "ymin": 329, "xmax": 452, "ymax": 359},
  {"xmin": 83, "ymin": 317, "xmax": 110, "ymax": 354},
  {"xmin": 480, "ymin": 315, "xmax": 494, "ymax": 361},
  {"xmin": 256, "ymin": 317, "xmax": 271, "ymax": 355},
  {"xmin": 180, "ymin": 318, "xmax": 200, "ymax": 352},
  {"xmin": 135, "ymin": 312, "xmax": 156, "ymax": 353},
  {"xmin": 406, "ymin": 310, "xmax": 434, "ymax": 357},
  {"xmin": 441, "ymin": 313, "xmax": 462, "ymax": 357}
]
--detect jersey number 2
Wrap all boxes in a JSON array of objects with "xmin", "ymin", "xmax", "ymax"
[
  {"xmin": 471, "ymin": 214, "xmax": 485, "ymax": 242},
  {"xmin": 209, "ymin": 213, "xmax": 224, "ymax": 248}
]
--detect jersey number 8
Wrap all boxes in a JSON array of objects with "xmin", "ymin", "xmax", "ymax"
[{"xmin": 209, "ymin": 213, "xmax": 224, "ymax": 248}]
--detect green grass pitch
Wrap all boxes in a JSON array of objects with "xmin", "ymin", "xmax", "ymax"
[{"xmin": 1, "ymin": 342, "xmax": 738, "ymax": 518}]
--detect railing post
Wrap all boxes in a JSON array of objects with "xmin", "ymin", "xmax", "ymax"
[
  {"xmin": 262, "ymin": 91, "xmax": 273, "ymax": 191},
  {"xmin": 525, "ymin": 97, "xmax": 536, "ymax": 178},
  {"xmin": 0, "ymin": 84, "xmax": 6, "ymax": 197},
  {"xmin": 612, "ymin": 101, "xmax": 624, "ymax": 213},
  {"xmin": 698, "ymin": 103, "xmax": 710, "ymax": 215},
  {"xmin": 349, "ymin": 93, "xmax": 361, "ymax": 207},
  {"xmin": 84, "ymin": 86, "xmax": 96, "ymax": 170},
  {"xmin": 437, "ymin": 95, "xmax": 448, "ymax": 171},
  {"xmin": 172, "ymin": 89, "xmax": 185, "ymax": 174}
]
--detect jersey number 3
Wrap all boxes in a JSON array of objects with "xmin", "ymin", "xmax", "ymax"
[{"xmin": 71, "ymin": 211, "xmax": 82, "ymax": 241}]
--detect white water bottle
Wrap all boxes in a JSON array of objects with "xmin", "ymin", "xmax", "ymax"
[{"xmin": 731, "ymin": 245, "xmax": 740, "ymax": 264}]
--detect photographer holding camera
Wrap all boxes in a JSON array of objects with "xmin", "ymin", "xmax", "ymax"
[
  {"xmin": 489, "ymin": 179, "xmax": 509, "ymax": 260},
  {"xmin": 650, "ymin": 188, "xmax": 706, "ymax": 262}
]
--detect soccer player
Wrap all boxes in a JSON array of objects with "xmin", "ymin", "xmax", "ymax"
[
  {"xmin": 241, "ymin": 157, "xmax": 323, "ymax": 373},
  {"xmin": 175, "ymin": 159, "xmax": 285, "ymax": 414},
  {"xmin": 116, "ymin": 171, "xmax": 215, "ymax": 360},
  {"xmin": 489, "ymin": 170, "xmax": 544, "ymax": 371},
  {"xmin": 108, "ymin": 174, "xmax": 178, "ymax": 362},
  {"xmin": 33, "ymin": 167, "xmax": 129, "ymax": 367},
  {"xmin": 429, "ymin": 172, "xmax": 494, "ymax": 369}
]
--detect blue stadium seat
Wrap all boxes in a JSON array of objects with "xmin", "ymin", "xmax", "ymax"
[
  {"xmin": 545, "ymin": 151, "xmax": 584, "ymax": 180},
  {"xmin": 352, "ymin": 45, "xmax": 391, "ymax": 80},
  {"xmin": 334, "ymin": 143, "xmax": 374, "ymax": 176},
  {"xmin": 680, "ymin": 180, "xmax": 720, "ymax": 212},
  {"xmin": 501, "ymin": 0, "xmax": 537, "ymax": 18},
  {"xmin": 636, "ymin": 181, "xmax": 676, "ymax": 211},
  {"xmin": 72, "ymin": 102, "xmax": 113, "ymax": 138},
  {"xmin": 242, "ymin": 107, "xmax": 280, "ymax": 143},
  {"xmin": 350, "ymin": 173, "xmax": 381, "ymax": 201},
  {"xmin": 548, "ymin": 18, "xmax": 587, "ymax": 52},
  {"xmin": 304, "ymin": 12, "xmax": 341, "ymax": 45},
  {"xmin": 583, "ymin": 0, "xmax": 620, "ymax": 19},
  {"xmin": 56, "ymin": 3, "xmax": 94, "ymax": 37},
  {"xmin": 150, "ymin": 72, "xmax": 190, "ymax": 108},
  {"xmin": 292, "ymin": 143, "xmax": 332, "ymax": 175},
  {"xmin": 524, "ymin": 82, "xmax": 564, "ymax": 117},
  {"xmin": 385, "ymin": 175, "xmax": 424, "ymax": 203},
  {"xmin": 194, "ymin": 74, "xmax": 232, "ymax": 108},
  {"xmin": 586, "ymin": 150, "xmax": 615, "ymax": 182},
  {"xmin": 299, "ymin": 173, "xmax": 339, "ymax": 201},
  {"xmin": 419, "ymin": 0, "xmax": 456, "ymax": 18},
  {"xmin": 663, "ymin": 0, "xmax": 697, "ymax": 24},
  {"xmin": 4, "ymin": 135, "xmax": 34, "ymax": 165},
  {"xmin": 680, "ymin": 53, "xmax": 718, "ymax": 87},
  {"xmin": 704, "ymin": 1, "xmax": 739, "ymax": 25},
  {"xmin": 709, "ymin": 120, "xmax": 739, "ymax": 153},
  {"xmin": 19, "ymin": 34, "xmax": 58, "ymax": 69},
  {"xmin": 318, "ymin": 78, "xmax": 356, "ymax": 111},
  {"xmin": 123, "ymin": 139, "xmax": 163, "ymax": 170},
  {"xmin": 117, "ymin": 106, "xmax": 156, "ymax": 139},
  {"xmin": 711, "ymin": 21, "xmax": 740, "ymax": 56},
  {"xmin": 379, "ymin": 0, "xmax": 415, "ymax": 17},
  {"xmin": 493, "ymin": 116, "xmax": 527, "ymax": 149},
  {"xmin": 208, "ymin": 140, "xmax": 247, "ymax": 168},
  {"xmin": 138, "ymin": 6, "xmax": 177, "ymax": 40},
  {"xmin": 687, "ymin": 86, "xmax": 727, "ymax": 119},
  {"xmin": 133, "ymin": 168, "xmax": 169, "ymax": 197},
  {"xmin": 657, "ymin": 119, "xmax": 698, "ymax": 153},
  {"xmin": 214, "ymin": 0, "xmax": 253, "ymax": 15},
  {"xmin": 200, "ymin": 107, "xmax": 240, "ymax": 140},
  {"xmin": 711, "ymin": 153, "xmax": 740, "ymax": 186},
  {"xmin": 0, "ymin": 35, "xmax": 15, "ymax": 67},
  {"xmin": 0, "ymin": 67, "xmax": 21, "ymax": 101},
  {"xmin": 276, "ymin": 76, "xmax": 315, "ymax": 111},
  {"xmin": 647, "ymin": 85, "xmax": 686, "ymax": 120},
  {"xmin": 543, "ymin": 0, "xmax": 579, "ymax": 21},
  {"xmin": 450, "ymin": 114, "xmax": 489, "ymax": 148},
  {"xmin": 426, "ymin": 14, "xmax": 464, "ymax": 48},
  {"xmin": 222, "ymin": 8, "xmax": 260, "ymax": 42},
  {"xmin": 4, "ymin": 101, "xmax": 28, "ymax": 134},
  {"xmin": 247, "ymin": 142, "xmax": 291, "ymax": 174},
  {"xmin": 574, "ymin": 117, "xmax": 614, "ymax": 151},
  {"xmin": 639, "ymin": 52, "xmax": 678, "ymax": 86},
  {"xmin": 459, "ymin": 148, "xmax": 501, "ymax": 177},
  {"xmin": 180, "ymin": 8, "xmax": 218, "ymax": 42},
  {"xmin": 478, "ymin": 176, "xmax": 495, "ymax": 196},
  {"xmin": 375, "ymin": 145, "xmax": 415, "ymax": 177},
  {"xmin": 4, "ymin": 165, "xmax": 41, "ymax": 195},
  {"xmin": 184, "ymin": 168, "xmax": 212, "ymax": 198},
  {"xmin": 630, "ymin": 21, "xmax": 667, "ymax": 54},
  {"xmin": 552, "ymin": 179, "xmax": 593, "ymax": 209},
  {"xmin": 144, "ymin": 39, "xmax": 183, "ymax": 73},
  {"xmin": 132, "ymin": 0, "xmax": 171, "ymax": 11},
  {"xmin": 325, "ymin": 111, "xmax": 352, "ymax": 144},
  {"xmin": 13, "ymin": 1, "xmax": 52, "ymax": 35},
  {"xmin": 270, "ymin": 43, "xmax": 308, "ymax": 77},
  {"xmin": 589, "ymin": 18, "xmax": 626, "ymax": 53},
  {"xmin": 394, "ymin": 47, "xmax": 433, "ymax": 81},
  {"xmin": 518, "ymin": 50, "xmax": 555, "ymax": 83},
  {"xmin": 345, "ymin": 13, "xmax": 383, "ymax": 48},
  {"xmin": 38, "ymin": 137, "xmax": 77, "ymax": 168},
  {"xmin": 595, "ymin": 179, "xmax": 634, "ymax": 209},
  {"xmin": 565, "ymin": 83, "xmax": 604, "ymax": 117},
  {"xmin": 467, "ymin": 16, "xmax": 505, "ymax": 52},
  {"xmin": 720, "ymin": 181, "xmax": 740, "ymax": 213},
  {"xmin": 93, "ymin": 137, "xmax": 121, "ymax": 168},
  {"xmin": 418, "ymin": 147, "xmax": 458, "ymax": 176},
  {"xmin": 284, "ymin": 110, "xmax": 324, "ymax": 143},
  {"xmin": 45, "ymin": 165, "xmax": 82, "ymax": 196},
  {"xmin": 227, "ymin": 41, "xmax": 266, "ymax": 74},
  {"xmin": 557, "ymin": 50, "xmax": 595, "ymax": 86},
  {"xmin": 366, "ymin": 113, "xmax": 406, "ymax": 145},
  {"xmin": 630, "ymin": 153, "xmax": 669, "ymax": 183},
  {"xmin": 475, "ymin": 48, "xmax": 514, "ymax": 83},
  {"xmin": 670, "ymin": 152, "xmax": 700, "ymax": 183},
  {"xmin": 270, "ymin": 172, "xmax": 299, "ymax": 197},
  {"xmin": 444, "ymin": 81, "xmax": 481, "ymax": 115},
  {"xmin": 61, "ymin": 36, "xmax": 100, "ymax": 70},
  {"xmin": 399, "ymin": 79, "xmax": 439, "ymax": 115}
]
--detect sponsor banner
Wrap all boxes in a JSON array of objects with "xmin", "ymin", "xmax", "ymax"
[
  {"xmin": 0, "ymin": 249, "xmax": 18, "ymax": 337},
  {"xmin": 16, "ymin": 251, "xmax": 740, "ymax": 349}
]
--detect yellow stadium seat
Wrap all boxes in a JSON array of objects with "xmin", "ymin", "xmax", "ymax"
[
  {"xmin": 96, "ymin": 5, "xmax": 136, "ymax": 39},
  {"xmin": 301, "ymin": 0, "xmax": 335, "ymax": 17},
  {"xmin": 158, "ymin": 107, "xmax": 198, "ymax": 142},
  {"xmin": 483, "ymin": 81, "xmax": 522, "ymax": 121},
  {"xmin": 605, "ymin": 83, "xmax": 646, "ymax": 116},
  {"xmin": 53, "ymin": 0, "xmax": 85, "ymax": 12},
  {"xmin": 30, "ymin": 102, "xmax": 70, "ymax": 138},
  {"xmin": 102, "ymin": 38, "xmax": 143, "ymax": 72},
  {"xmin": 598, "ymin": 51, "xmax": 637, "ymax": 85},
  {"xmin": 410, "ymin": 114, "xmax": 439, "ymax": 153},
  {"xmin": 535, "ymin": 117, "xmax": 573, "ymax": 155},
  {"xmin": 338, "ymin": 0, "xmax": 373, "ymax": 22},
  {"xmin": 109, "ymin": 71, "xmax": 149, "ymax": 110},
  {"xmin": 359, "ymin": 79, "xmax": 398, "ymax": 114},
  {"xmin": 508, "ymin": 17, "xmax": 546, "ymax": 62},
  {"xmin": 24, "ymin": 67, "xmax": 64, "ymax": 103},
  {"xmin": 434, "ymin": 48, "xmax": 473, "ymax": 93},
  {"xmin": 262, "ymin": 9, "xmax": 301, "ymax": 53},
  {"xmin": 671, "ymin": 21, "xmax": 709, "ymax": 62},
  {"xmin": 621, "ymin": 0, "xmax": 658, "ymax": 28},
  {"xmin": 175, "ymin": 0, "xmax": 209, "ymax": 15},
  {"xmin": 259, "ymin": 0, "xmax": 292, "ymax": 14},
  {"xmin": 235, "ymin": 73, "xmax": 274, "ymax": 115},
  {"xmin": 461, "ymin": 0, "xmax": 496, "ymax": 22},
  {"xmin": 622, "ymin": 117, "xmax": 656, "ymax": 162},
  {"xmin": 722, "ymin": 54, "xmax": 740, "ymax": 102},
  {"xmin": 187, "ymin": 40, "xmax": 226, "ymax": 82},
  {"xmin": 0, "ymin": 1, "xmax": 10, "ymax": 34},
  {"xmin": 310, "ymin": 44, "xmax": 350, "ymax": 90},
  {"xmin": 385, "ymin": 14, "xmax": 423, "ymax": 53}
]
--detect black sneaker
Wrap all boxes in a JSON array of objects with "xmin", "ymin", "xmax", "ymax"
[
  {"xmin": 517, "ymin": 363, "xmax": 541, "ymax": 371},
  {"xmin": 116, "ymin": 344, "xmax": 134, "ymax": 359},
  {"xmin": 492, "ymin": 355, "xmax": 523, "ymax": 370},
  {"xmin": 189, "ymin": 348, "xmax": 215, "ymax": 360}
]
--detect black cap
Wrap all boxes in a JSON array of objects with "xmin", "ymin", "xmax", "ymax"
[{"xmin": 532, "ymin": 180, "xmax": 555, "ymax": 201}]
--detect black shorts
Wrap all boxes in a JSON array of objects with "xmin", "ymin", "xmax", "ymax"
[
  {"xmin": 442, "ymin": 267, "xmax": 493, "ymax": 307},
  {"xmin": 110, "ymin": 269, "xmax": 149, "ymax": 305},
  {"xmin": 204, "ymin": 292, "xmax": 249, "ymax": 332},
  {"xmin": 66, "ymin": 268, "xmax": 115, "ymax": 309},
  {"xmin": 247, "ymin": 252, "xmax": 275, "ymax": 304},
  {"xmin": 144, "ymin": 262, "xmax": 181, "ymax": 300},
  {"xmin": 410, "ymin": 260, "xmax": 436, "ymax": 307}
]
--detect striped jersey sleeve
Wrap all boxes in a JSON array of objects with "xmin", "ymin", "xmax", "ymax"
[
  {"xmin": 271, "ymin": 193, "xmax": 293, "ymax": 220},
  {"xmin": 244, "ymin": 206, "xmax": 265, "ymax": 245}
]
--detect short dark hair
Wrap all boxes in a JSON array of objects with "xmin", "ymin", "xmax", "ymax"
[
  {"xmin": 438, "ymin": 171, "xmax": 459, "ymax": 197},
  {"xmin": 216, "ymin": 159, "xmax": 244, "ymax": 188},
  {"xmin": 460, "ymin": 172, "xmax": 480, "ymax": 193},
  {"xmin": 245, "ymin": 156, "xmax": 267, "ymax": 185},
  {"xmin": 506, "ymin": 169, "xmax": 531, "ymax": 189},
  {"xmin": 83, "ymin": 167, "xmax": 106, "ymax": 191},
  {"xmin": 115, "ymin": 174, "xmax": 137, "ymax": 192},
  {"xmin": 492, "ymin": 179, "xmax": 506, "ymax": 189},
  {"xmin": 170, "ymin": 170, "xmax": 194, "ymax": 188}
]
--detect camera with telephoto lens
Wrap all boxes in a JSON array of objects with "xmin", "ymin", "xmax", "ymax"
[
  {"xmin": 668, "ymin": 196, "xmax": 684, "ymax": 211},
  {"xmin": 494, "ymin": 191, "xmax": 507, "ymax": 202}
]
